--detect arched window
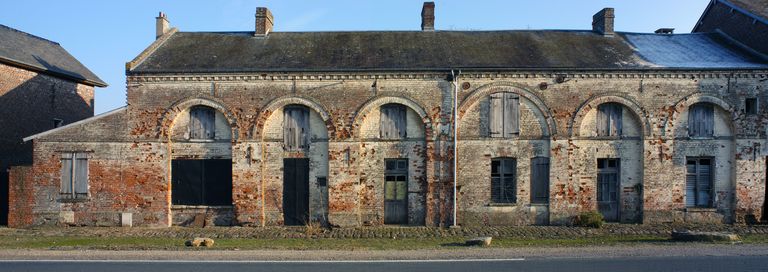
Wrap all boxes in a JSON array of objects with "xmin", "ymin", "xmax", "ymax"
[
  {"xmin": 596, "ymin": 103, "xmax": 622, "ymax": 136},
  {"xmin": 284, "ymin": 105, "xmax": 310, "ymax": 150},
  {"xmin": 380, "ymin": 104, "xmax": 407, "ymax": 139},
  {"xmin": 189, "ymin": 106, "xmax": 215, "ymax": 140},
  {"xmin": 688, "ymin": 103, "xmax": 714, "ymax": 138}
]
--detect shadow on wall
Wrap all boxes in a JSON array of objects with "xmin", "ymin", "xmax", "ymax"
[{"xmin": 0, "ymin": 73, "xmax": 93, "ymax": 167}]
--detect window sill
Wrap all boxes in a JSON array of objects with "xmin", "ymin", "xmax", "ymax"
[
  {"xmin": 171, "ymin": 205, "xmax": 234, "ymax": 209},
  {"xmin": 487, "ymin": 203, "xmax": 518, "ymax": 207},
  {"xmin": 685, "ymin": 207, "xmax": 717, "ymax": 212},
  {"xmin": 59, "ymin": 197, "xmax": 90, "ymax": 203}
]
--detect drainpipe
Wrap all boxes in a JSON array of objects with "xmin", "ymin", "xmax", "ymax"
[{"xmin": 450, "ymin": 69, "xmax": 461, "ymax": 227}]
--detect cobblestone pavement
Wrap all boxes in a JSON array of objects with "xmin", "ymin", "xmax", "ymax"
[{"xmin": 1, "ymin": 224, "xmax": 767, "ymax": 239}]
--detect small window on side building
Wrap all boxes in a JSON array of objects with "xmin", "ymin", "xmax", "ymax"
[
  {"xmin": 745, "ymin": 98, "xmax": 758, "ymax": 115},
  {"xmin": 60, "ymin": 152, "xmax": 88, "ymax": 199}
]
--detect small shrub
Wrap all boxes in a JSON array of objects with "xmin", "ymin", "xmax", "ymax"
[{"xmin": 575, "ymin": 211, "xmax": 604, "ymax": 228}]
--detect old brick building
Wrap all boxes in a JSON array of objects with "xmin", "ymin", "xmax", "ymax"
[
  {"xmin": 0, "ymin": 25, "xmax": 106, "ymax": 226},
  {"xmin": 10, "ymin": 3, "xmax": 768, "ymax": 228}
]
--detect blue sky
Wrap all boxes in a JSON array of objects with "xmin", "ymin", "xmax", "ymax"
[{"xmin": 2, "ymin": 0, "xmax": 710, "ymax": 114}]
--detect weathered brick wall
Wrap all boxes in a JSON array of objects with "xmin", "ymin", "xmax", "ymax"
[
  {"xmin": 16, "ymin": 70, "xmax": 768, "ymax": 227},
  {"xmin": 0, "ymin": 63, "xmax": 94, "ymax": 168},
  {"xmin": 695, "ymin": 1, "xmax": 768, "ymax": 56}
]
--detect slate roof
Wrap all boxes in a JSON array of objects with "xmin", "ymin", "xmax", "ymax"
[
  {"xmin": 129, "ymin": 30, "xmax": 768, "ymax": 74},
  {"xmin": 0, "ymin": 24, "xmax": 106, "ymax": 87}
]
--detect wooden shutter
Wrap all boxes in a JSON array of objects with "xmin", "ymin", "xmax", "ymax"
[
  {"xmin": 685, "ymin": 159, "xmax": 697, "ymax": 207},
  {"xmin": 380, "ymin": 106, "xmax": 391, "ymax": 138},
  {"xmin": 703, "ymin": 105, "xmax": 714, "ymax": 137},
  {"xmin": 597, "ymin": 105, "xmax": 608, "ymax": 136},
  {"xmin": 74, "ymin": 153, "xmax": 88, "ymax": 195},
  {"xmin": 202, "ymin": 108, "xmax": 215, "ymax": 139},
  {"xmin": 298, "ymin": 108, "xmax": 310, "ymax": 148},
  {"xmin": 380, "ymin": 104, "xmax": 406, "ymax": 139},
  {"xmin": 689, "ymin": 104, "xmax": 714, "ymax": 138},
  {"xmin": 530, "ymin": 157, "xmax": 550, "ymax": 204},
  {"xmin": 60, "ymin": 153, "xmax": 73, "ymax": 194},
  {"xmin": 396, "ymin": 106, "xmax": 406, "ymax": 138},
  {"xmin": 489, "ymin": 93, "xmax": 503, "ymax": 137},
  {"xmin": 697, "ymin": 159, "xmax": 712, "ymax": 207},
  {"xmin": 189, "ymin": 109, "xmax": 201, "ymax": 139},
  {"xmin": 610, "ymin": 104, "xmax": 622, "ymax": 136},
  {"xmin": 504, "ymin": 93, "xmax": 520, "ymax": 137}
]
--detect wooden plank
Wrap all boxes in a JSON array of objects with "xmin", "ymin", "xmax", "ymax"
[
  {"xmin": 505, "ymin": 93, "xmax": 520, "ymax": 136},
  {"xmin": 489, "ymin": 94, "xmax": 503, "ymax": 137}
]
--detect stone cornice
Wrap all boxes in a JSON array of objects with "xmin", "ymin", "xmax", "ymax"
[{"xmin": 126, "ymin": 70, "xmax": 768, "ymax": 84}]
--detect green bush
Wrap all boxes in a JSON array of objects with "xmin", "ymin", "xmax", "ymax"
[{"xmin": 575, "ymin": 211, "xmax": 604, "ymax": 228}]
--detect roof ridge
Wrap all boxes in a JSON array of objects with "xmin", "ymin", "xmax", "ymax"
[{"xmin": 0, "ymin": 24, "xmax": 60, "ymax": 45}]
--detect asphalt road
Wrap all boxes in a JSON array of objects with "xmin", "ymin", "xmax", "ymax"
[{"xmin": 1, "ymin": 256, "xmax": 766, "ymax": 272}]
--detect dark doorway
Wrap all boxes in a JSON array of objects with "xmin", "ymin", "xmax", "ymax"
[
  {"xmin": 171, "ymin": 159, "xmax": 233, "ymax": 206},
  {"xmin": 384, "ymin": 159, "xmax": 408, "ymax": 225},
  {"xmin": 283, "ymin": 158, "xmax": 309, "ymax": 226},
  {"xmin": 0, "ymin": 169, "xmax": 8, "ymax": 226},
  {"xmin": 597, "ymin": 158, "xmax": 620, "ymax": 222}
]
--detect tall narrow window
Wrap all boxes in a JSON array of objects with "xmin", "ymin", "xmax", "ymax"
[
  {"xmin": 686, "ymin": 157, "xmax": 713, "ymax": 208},
  {"xmin": 596, "ymin": 103, "xmax": 622, "ymax": 136},
  {"xmin": 189, "ymin": 106, "xmax": 215, "ymax": 140},
  {"xmin": 380, "ymin": 104, "xmax": 407, "ymax": 139},
  {"xmin": 489, "ymin": 92, "xmax": 520, "ymax": 138},
  {"xmin": 745, "ymin": 98, "xmax": 758, "ymax": 115},
  {"xmin": 284, "ymin": 106, "xmax": 310, "ymax": 150},
  {"xmin": 491, "ymin": 158, "xmax": 517, "ymax": 204},
  {"xmin": 530, "ymin": 157, "xmax": 550, "ymax": 204},
  {"xmin": 688, "ymin": 104, "xmax": 714, "ymax": 138},
  {"xmin": 60, "ymin": 152, "xmax": 88, "ymax": 199}
]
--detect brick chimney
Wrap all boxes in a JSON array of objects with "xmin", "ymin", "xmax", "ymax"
[
  {"xmin": 156, "ymin": 12, "xmax": 170, "ymax": 39},
  {"xmin": 421, "ymin": 2, "xmax": 435, "ymax": 31},
  {"xmin": 255, "ymin": 7, "xmax": 274, "ymax": 36},
  {"xmin": 592, "ymin": 8, "xmax": 614, "ymax": 37}
]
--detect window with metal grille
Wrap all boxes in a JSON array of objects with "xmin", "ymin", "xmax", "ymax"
[
  {"xmin": 189, "ymin": 106, "xmax": 216, "ymax": 140},
  {"xmin": 284, "ymin": 105, "xmax": 310, "ymax": 150},
  {"xmin": 530, "ymin": 157, "xmax": 550, "ymax": 204},
  {"xmin": 596, "ymin": 103, "xmax": 622, "ymax": 136},
  {"xmin": 688, "ymin": 104, "xmax": 714, "ymax": 138},
  {"xmin": 491, "ymin": 158, "xmax": 517, "ymax": 204},
  {"xmin": 380, "ymin": 104, "xmax": 407, "ymax": 139},
  {"xmin": 489, "ymin": 92, "xmax": 520, "ymax": 138},
  {"xmin": 686, "ymin": 157, "xmax": 713, "ymax": 208},
  {"xmin": 60, "ymin": 152, "xmax": 88, "ymax": 199}
]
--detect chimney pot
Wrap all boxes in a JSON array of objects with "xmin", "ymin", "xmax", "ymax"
[
  {"xmin": 255, "ymin": 7, "xmax": 274, "ymax": 36},
  {"xmin": 592, "ymin": 8, "xmax": 615, "ymax": 37},
  {"xmin": 421, "ymin": 2, "xmax": 435, "ymax": 31},
  {"xmin": 156, "ymin": 11, "xmax": 170, "ymax": 39}
]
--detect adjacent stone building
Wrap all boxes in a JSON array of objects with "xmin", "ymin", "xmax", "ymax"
[
  {"xmin": 0, "ymin": 24, "xmax": 106, "ymax": 226},
  {"xmin": 10, "ymin": 3, "xmax": 768, "ymax": 228}
]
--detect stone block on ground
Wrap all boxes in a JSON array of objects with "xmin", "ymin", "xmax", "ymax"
[{"xmin": 185, "ymin": 237, "xmax": 215, "ymax": 247}]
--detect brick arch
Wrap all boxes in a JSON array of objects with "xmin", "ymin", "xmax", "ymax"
[
  {"xmin": 256, "ymin": 96, "xmax": 334, "ymax": 140},
  {"xmin": 458, "ymin": 82, "xmax": 556, "ymax": 136},
  {"xmin": 351, "ymin": 95, "xmax": 432, "ymax": 139},
  {"xmin": 661, "ymin": 93, "xmax": 735, "ymax": 136},
  {"xmin": 570, "ymin": 94, "xmax": 651, "ymax": 138},
  {"xmin": 160, "ymin": 96, "xmax": 238, "ymax": 140}
]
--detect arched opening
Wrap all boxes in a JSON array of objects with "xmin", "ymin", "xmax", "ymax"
[
  {"xmin": 260, "ymin": 102, "xmax": 330, "ymax": 226},
  {"xmin": 168, "ymin": 104, "xmax": 234, "ymax": 226}
]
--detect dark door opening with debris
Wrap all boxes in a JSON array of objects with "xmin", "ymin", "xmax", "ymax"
[
  {"xmin": 283, "ymin": 158, "xmax": 309, "ymax": 226},
  {"xmin": 384, "ymin": 159, "xmax": 408, "ymax": 225},
  {"xmin": 597, "ymin": 158, "xmax": 620, "ymax": 222},
  {"xmin": 171, "ymin": 159, "xmax": 233, "ymax": 206}
]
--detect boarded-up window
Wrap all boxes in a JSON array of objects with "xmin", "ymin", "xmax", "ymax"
[
  {"xmin": 284, "ymin": 106, "xmax": 310, "ymax": 150},
  {"xmin": 380, "ymin": 104, "xmax": 407, "ymax": 139},
  {"xmin": 686, "ymin": 157, "xmax": 713, "ymax": 208},
  {"xmin": 60, "ymin": 152, "xmax": 88, "ymax": 199},
  {"xmin": 596, "ymin": 103, "xmax": 622, "ymax": 136},
  {"xmin": 189, "ymin": 106, "xmax": 216, "ymax": 140},
  {"xmin": 489, "ymin": 92, "xmax": 519, "ymax": 138},
  {"xmin": 491, "ymin": 158, "xmax": 517, "ymax": 203},
  {"xmin": 530, "ymin": 157, "xmax": 550, "ymax": 204},
  {"xmin": 688, "ymin": 104, "xmax": 714, "ymax": 138},
  {"xmin": 171, "ymin": 159, "xmax": 233, "ymax": 206}
]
